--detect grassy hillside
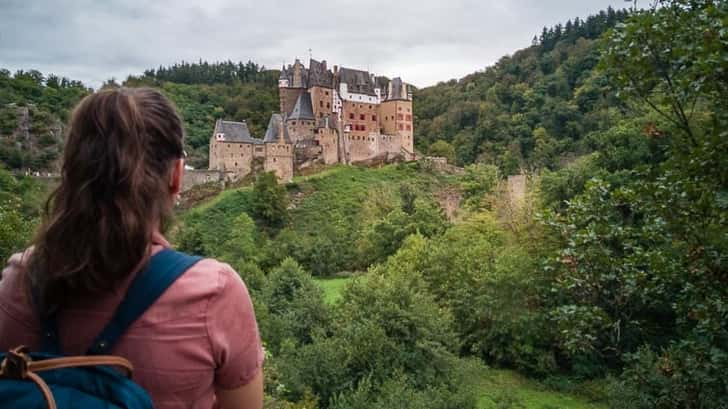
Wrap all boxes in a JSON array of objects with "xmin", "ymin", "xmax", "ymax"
[{"xmin": 175, "ymin": 163, "xmax": 460, "ymax": 275}]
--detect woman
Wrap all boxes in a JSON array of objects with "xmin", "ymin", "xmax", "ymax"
[{"xmin": 0, "ymin": 88, "xmax": 264, "ymax": 409}]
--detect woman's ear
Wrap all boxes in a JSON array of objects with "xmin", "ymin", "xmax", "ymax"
[{"xmin": 170, "ymin": 158, "xmax": 185, "ymax": 196}]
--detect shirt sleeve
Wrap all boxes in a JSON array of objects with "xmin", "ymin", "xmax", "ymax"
[{"xmin": 206, "ymin": 263, "xmax": 265, "ymax": 389}]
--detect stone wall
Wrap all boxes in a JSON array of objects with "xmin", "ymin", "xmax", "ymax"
[
  {"xmin": 264, "ymin": 143, "xmax": 294, "ymax": 182},
  {"xmin": 342, "ymin": 100, "xmax": 379, "ymax": 140},
  {"xmin": 209, "ymin": 140, "xmax": 255, "ymax": 176},
  {"xmin": 309, "ymin": 86, "xmax": 334, "ymax": 120},
  {"xmin": 377, "ymin": 133, "xmax": 403, "ymax": 156},
  {"xmin": 182, "ymin": 169, "xmax": 235, "ymax": 191},
  {"xmin": 286, "ymin": 119, "xmax": 316, "ymax": 144},
  {"xmin": 316, "ymin": 128, "xmax": 339, "ymax": 164}
]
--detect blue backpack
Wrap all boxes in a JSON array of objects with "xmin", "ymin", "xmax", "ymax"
[{"xmin": 0, "ymin": 249, "xmax": 201, "ymax": 409}]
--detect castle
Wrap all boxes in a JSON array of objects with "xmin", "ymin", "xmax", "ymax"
[{"xmin": 208, "ymin": 58, "xmax": 415, "ymax": 182}]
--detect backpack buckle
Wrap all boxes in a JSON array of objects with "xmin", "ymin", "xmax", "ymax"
[{"xmin": 0, "ymin": 346, "xmax": 31, "ymax": 379}]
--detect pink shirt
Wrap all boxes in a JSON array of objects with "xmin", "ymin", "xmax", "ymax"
[{"xmin": 0, "ymin": 234, "xmax": 264, "ymax": 409}]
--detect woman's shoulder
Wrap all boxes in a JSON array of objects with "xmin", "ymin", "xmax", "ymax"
[
  {"xmin": 0, "ymin": 249, "xmax": 35, "ymax": 325},
  {"xmin": 153, "ymin": 256, "xmax": 249, "ymax": 314},
  {"xmin": 177, "ymin": 257, "xmax": 240, "ymax": 292}
]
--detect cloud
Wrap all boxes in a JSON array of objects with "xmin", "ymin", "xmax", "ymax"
[{"xmin": 0, "ymin": 0, "xmax": 621, "ymax": 88}]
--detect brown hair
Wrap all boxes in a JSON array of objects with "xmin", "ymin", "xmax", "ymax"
[{"xmin": 27, "ymin": 87, "xmax": 185, "ymax": 315}]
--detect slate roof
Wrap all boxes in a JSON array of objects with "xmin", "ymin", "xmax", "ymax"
[
  {"xmin": 288, "ymin": 92, "xmax": 315, "ymax": 120},
  {"xmin": 308, "ymin": 59, "xmax": 334, "ymax": 88},
  {"xmin": 337, "ymin": 67, "xmax": 377, "ymax": 96},
  {"xmin": 385, "ymin": 77, "xmax": 410, "ymax": 101},
  {"xmin": 264, "ymin": 114, "xmax": 292, "ymax": 144},
  {"xmin": 374, "ymin": 75, "xmax": 390, "ymax": 91},
  {"xmin": 213, "ymin": 120, "xmax": 263, "ymax": 144}
]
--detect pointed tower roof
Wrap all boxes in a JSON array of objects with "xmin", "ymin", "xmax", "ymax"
[
  {"xmin": 279, "ymin": 65, "xmax": 288, "ymax": 80},
  {"xmin": 288, "ymin": 92, "xmax": 315, "ymax": 120},
  {"xmin": 264, "ymin": 113, "xmax": 292, "ymax": 144}
]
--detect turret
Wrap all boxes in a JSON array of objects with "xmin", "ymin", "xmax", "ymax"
[{"xmin": 278, "ymin": 65, "xmax": 289, "ymax": 88}]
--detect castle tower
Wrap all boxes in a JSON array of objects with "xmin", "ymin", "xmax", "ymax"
[
  {"xmin": 379, "ymin": 77, "xmax": 414, "ymax": 157},
  {"xmin": 286, "ymin": 92, "xmax": 316, "ymax": 144},
  {"xmin": 278, "ymin": 65, "xmax": 289, "ymax": 88},
  {"xmin": 263, "ymin": 114, "xmax": 294, "ymax": 182}
]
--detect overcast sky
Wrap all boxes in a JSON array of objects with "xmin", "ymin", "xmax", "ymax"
[{"xmin": 1, "ymin": 0, "xmax": 622, "ymax": 89}]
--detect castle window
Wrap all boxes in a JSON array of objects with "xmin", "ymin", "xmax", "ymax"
[
  {"xmin": 398, "ymin": 114, "xmax": 404, "ymax": 120},
  {"xmin": 292, "ymin": 121, "xmax": 296, "ymax": 125},
  {"xmin": 235, "ymin": 162, "xmax": 238, "ymax": 166},
  {"xmin": 360, "ymin": 114, "xmax": 365, "ymax": 120},
  {"xmin": 398, "ymin": 107, "xmax": 402, "ymax": 111},
  {"xmin": 399, "ymin": 124, "xmax": 404, "ymax": 131},
  {"xmin": 406, "ymin": 114, "xmax": 412, "ymax": 121},
  {"xmin": 320, "ymin": 101, "xmax": 324, "ymax": 108},
  {"xmin": 372, "ymin": 115, "xmax": 377, "ymax": 121},
  {"xmin": 326, "ymin": 103, "xmax": 330, "ymax": 108},
  {"xmin": 325, "ymin": 91, "xmax": 329, "ymax": 95},
  {"xmin": 406, "ymin": 124, "xmax": 411, "ymax": 130},
  {"xmin": 368, "ymin": 105, "xmax": 371, "ymax": 109},
  {"xmin": 349, "ymin": 113, "xmax": 354, "ymax": 119},
  {"xmin": 362, "ymin": 125, "xmax": 366, "ymax": 131}
]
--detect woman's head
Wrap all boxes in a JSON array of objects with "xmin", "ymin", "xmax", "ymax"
[{"xmin": 28, "ymin": 87, "xmax": 185, "ymax": 314}]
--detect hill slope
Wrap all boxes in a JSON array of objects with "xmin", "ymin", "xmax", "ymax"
[{"xmin": 414, "ymin": 7, "xmax": 629, "ymax": 172}]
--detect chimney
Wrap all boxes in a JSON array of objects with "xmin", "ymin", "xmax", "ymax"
[{"xmin": 333, "ymin": 65, "xmax": 338, "ymax": 75}]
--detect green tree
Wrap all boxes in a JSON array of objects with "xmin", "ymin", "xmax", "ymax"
[
  {"xmin": 427, "ymin": 140, "xmax": 455, "ymax": 163},
  {"xmin": 252, "ymin": 172, "xmax": 289, "ymax": 229},
  {"xmin": 259, "ymin": 258, "xmax": 329, "ymax": 353}
]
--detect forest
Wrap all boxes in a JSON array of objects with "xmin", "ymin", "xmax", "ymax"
[
  {"xmin": 0, "ymin": 60, "xmax": 279, "ymax": 171},
  {"xmin": 1, "ymin": 1, "xmax": 727, "ymax": 408},
  {"xmin": 414, "ymin": 6, "xmax": 631, "ymax": 173}
]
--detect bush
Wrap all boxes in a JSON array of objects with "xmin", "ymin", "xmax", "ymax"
[
  {"xmin": 252, "ymin": 172, "xmax": 289, "ymax": 229},
  {"xmin": 259, "ymin": 258, "xmax": 330, "ymax": 353}
]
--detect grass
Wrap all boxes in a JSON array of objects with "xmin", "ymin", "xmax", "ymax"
[
  {"xmin": 313, "ymin": 277, "xmax": 351, "ymax": 304},
  {"xmin": 177, "ymin": 163, "xmax": 461, "ymax": 274},
  {"xmin": 473, "ymin": 366, "xmax": 608, "ymax": 409}
]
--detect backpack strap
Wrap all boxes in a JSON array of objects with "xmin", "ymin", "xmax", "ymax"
[
  {"xmin": 37, "ymin": 249, "xmax": 202, "ymax": 355},
  {"xmin": 86, "ymin": 249, "xmax": 202, "ymax": 355}
]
